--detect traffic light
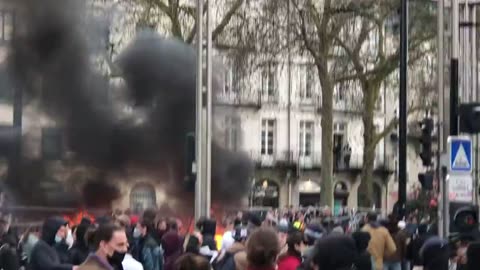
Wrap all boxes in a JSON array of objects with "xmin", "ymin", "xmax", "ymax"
[
  {"xmin": 450, "ymin": 203, "xmax": 478, "ymax": 235},
  {"xmin": 184, "ymin": 133, "xmax": 196, "ymax": 191},
  {"xmin": 454, "ymin": 206, "xmax": 478, "ymax": 233},
  {"xmin": 418, "ymin": 172, "xmax": 433, "ymax": 190},
  {"xmin": 419, "ymin": 118, "xmax": 434, "ymax": 166},
  {"xmin": 459, "ymin": 103, "xmax": 480, "ymax": 134}
]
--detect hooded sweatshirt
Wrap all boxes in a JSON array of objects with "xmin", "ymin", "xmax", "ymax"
[
  {"xmin": 29, "ymin": 217, "xmax": 73, "ymax": 270},
  {"xmin": 161, "ymin": 231, "xmax": 183, "ymax": 270},
  {"xmin": 352, "ymin": 231, "xmax": 372, "ymax": 270},
  {"xmin": 420, "ymin": 236, "xmax": 449, "ymax": 270},
  {"xmin": 69, "ymin": 224, "xmax": 91, "ymax": 265}
]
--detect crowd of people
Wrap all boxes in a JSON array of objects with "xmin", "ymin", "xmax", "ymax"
[{"xmin": 0, "ymin": 208, "xmax": 478, "ymax": 270}]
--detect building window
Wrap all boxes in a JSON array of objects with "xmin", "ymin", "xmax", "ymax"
[
  {"xmin": 225, "ymin": 116, "xmax": 240, "ymax": 151},
  {"xmin": 252, "ymin": 179, "xmax": 279, "ymax": 208},
  {"xmin": 299, "ymin": 121, "xmax": 314, "ymax": 157},
  {"xmin": 0, "ymin": 10, "xmax": 14, "ymax": 42},
  {"xmin": 130, "ymin": 183, "xmax": 157, "ymax": 213},
  {"xmin": 298, "ymin": 65, "xmax": 314, "ymax": 99},
  {"xmin": 42, "ymin": 128, "xmax": 63, "ymax": 160},
  {"xmin": 335, "ymin": 82, "xmax": 347, "ymax": 101},
  {"xmin": 262, "ymin": 64, "xmax": 276, "ymax": 99},
  {"xmin": 224, "ymin": 65, "xmax": 241, "ymax": 93},
  {"xmin": 261, "ymin": 119, "xmax": 275, "ymax": 156},
  {"xmin": 224, "ymin": 69, "xmax": 231, "ymax": 93},
  {"xmin": 333, "ymin": 123, "xmax": 347, "ymax": 169},
  {"xmin": 0, "ymin": 69, "xmax": 13, "ymax": 103},
  {"xmin": 376, "ymin": 94, "xmax": 383, "ymax": 110}
]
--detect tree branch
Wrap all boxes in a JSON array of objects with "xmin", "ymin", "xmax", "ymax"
[
  {"xmin": 370, "ymin": 104, "xmax": 436, "ymax": 149},
  {"xmin": 212, "ymin": 0, "xmax": 244, "ymax": 41}
]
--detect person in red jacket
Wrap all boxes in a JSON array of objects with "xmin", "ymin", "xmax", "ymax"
[{"xmin": 277, "ymin": 231, "xmax": 304, "ymax": 270}]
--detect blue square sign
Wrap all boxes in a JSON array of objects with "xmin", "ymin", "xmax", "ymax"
[{"xmin": 448, "ymin": 136, "xmax": 472, "ymax": 173}]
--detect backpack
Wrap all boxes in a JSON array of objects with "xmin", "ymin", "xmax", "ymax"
[{"xmin": 213, "ymin": 251, "xmax": 238, "ymax": 270}]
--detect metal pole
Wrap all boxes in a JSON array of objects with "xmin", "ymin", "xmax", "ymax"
[
  {"xmin": 195, "ymin": 0, "xmax": 204, "ymax": 221},
  {"xmin": 398, "ymin": 0, "xmax": 408, "ymax": 218},
  {"xmin": 473, "ymin": 6, "xmax": 478, "ymax": 206},
  {"xmin": 287, "ymin": 0, "xmax": 293, "ymax": 206},
  {"xmin": 205, "ymin": 0, "xmax": 212, "ymax": 219},
  {"xmin": 451, "ymin": 0, "xmax": 459, "ymax": 136},
  {"xmin": 437, "ymin": 0, "xmax": 445, "ymax": 239}
]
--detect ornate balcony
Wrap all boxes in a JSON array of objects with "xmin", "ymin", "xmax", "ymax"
[
  {"xmin": 215, "ymin": 91, "xmax": 261, "ymax": 109},
  {"xmin": 248, "ymin": 149, "xmax": 395, "ymax": 174}
]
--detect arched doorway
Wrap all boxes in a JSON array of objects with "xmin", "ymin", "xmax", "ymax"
[
  {"xmin": 373, "ymin": 183, "xmax": 382, "ymax": 209},
  {"xmin": 130, "ymin": 183, "xmax": 157, "ymax": 213},
  {"xmin": 252, "ymin": 179, "xmax": 279, "ymax": 208},
  {"xmin": 357, "ymin": 182, "xmax": 383, "ymax": 208},
  {"xmin": 298, "ymin": 180, "xmax": 321, "ymax": 207},
  {"xmin": 334, "ymin": 182, "xmax": 349, "ymax": 215}
]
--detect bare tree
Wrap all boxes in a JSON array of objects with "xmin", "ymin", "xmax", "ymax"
[
  {"xmin": 127, "ymin": 0, "xmax": 244, "ymax": 44},
  {"xmin": 287, "ymin": 0, "xmax": 357, "ymax": 207},
  {"xmin": 334, "ymin": 0, "xmax": 436, "ymax": 206}
]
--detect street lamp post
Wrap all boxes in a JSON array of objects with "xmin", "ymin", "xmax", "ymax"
[
  {"xmin": 195, "ymin": 0, "xmax": 213, "ymax": 220},
  {"xmin": 398, "ymin": 0, "xmax": 408, "ymax": 219}
]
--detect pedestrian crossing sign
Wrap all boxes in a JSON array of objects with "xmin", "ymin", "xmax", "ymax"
[{"xmin": 448, "ymin": 136, "xmax": 473, "ymax": 173}]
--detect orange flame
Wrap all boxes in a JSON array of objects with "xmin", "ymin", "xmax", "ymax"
[{"xmin": 63, "ymin": 210, "xmax": 95, "ymax": 226}]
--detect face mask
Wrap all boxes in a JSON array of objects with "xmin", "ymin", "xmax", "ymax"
[
  {"xmin": 54, "ymin": 235, "xmax": 63, "ymax": 244},
  {"xmin": 108, "ymin": 251, "xmax": 126, "ymax": 266},
  {"xmin": 27, "ymin": 234, "xmax": 39, "ymax": 247},
  {"xmin": 133, "ymin": 228, "xmax": 141, "ymax": 238}
]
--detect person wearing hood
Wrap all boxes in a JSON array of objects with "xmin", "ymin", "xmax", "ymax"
[
  {"xmin": 309, "ymin": 235, "xmax": 359, "ymax": 270},
  {"xmin": 161, "ymin": 220, "xmax": 183, "ymax": 270},
  {"xmin": 361, "ymin": 212, "xmax": 396, "ymax": 270},
  {"xmin": 29, "ymin": 217, "xmax": 76, "ymax": 270},
  {"xmin": 69, "ymin": 224, "xmax": 92, "ymax": 265},
  {"xmin": 420, "ymin": 236, "xmax": 449, "ymax": 270},
  {"xmin": 277, "ymin": 231, "xmax": 303, "ymax": 270},
  {"xmin": 351, "ymin": 231, "xmax": 372, "ymax": 270},
  {"xmin": 78, "ymin": 223, "xmax": 128, "ymax": 270}
]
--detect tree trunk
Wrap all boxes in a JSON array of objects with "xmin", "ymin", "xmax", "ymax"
[
  {"xmin": 319, "ymin": 70, "xmax": 334, "ymax": 208},
  {"xmin": 359, "ymin": 83, "xmax": 378, "ymax": 208}
]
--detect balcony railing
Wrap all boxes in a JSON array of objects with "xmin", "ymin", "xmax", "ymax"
[
  {"xmin": 315, "ymin": 93, "xmax": 363, "ymax": 113},
  {"xmin": 215, "ymin": 91, "xmax": 261, "ymax": 108},
  {"xmin": 247, "ymin": 149, "xmax": 395, "ymax": 172}
]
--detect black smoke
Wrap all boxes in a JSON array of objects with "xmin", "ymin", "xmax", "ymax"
[{"xmin": 6, "ymin": 0, "xmax": 253, "ymax": 206}]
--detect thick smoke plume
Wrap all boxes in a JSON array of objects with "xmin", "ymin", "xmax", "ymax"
[{"xmin": 6, "ymin": 0, "xmax": 253, "ymax": 206}]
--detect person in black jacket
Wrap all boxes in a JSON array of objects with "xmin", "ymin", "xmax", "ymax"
[
  {"xmin": 0, "ymin": 218, "xmax": 20, "ymax": 270},
  {"xmin": 407, "ymin": 224, "xmax": 431, "ymax": 268},
  {"xmin": 352, "ymin": 231, "xmax": 372, "ymax": 270},
  {"xmin": 29, "ymin": 217, "xmax": 77, "ymax": 270},
  {"xmin": 68, "ymin": 223, "xmax": 92, "ymax": 265}
]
